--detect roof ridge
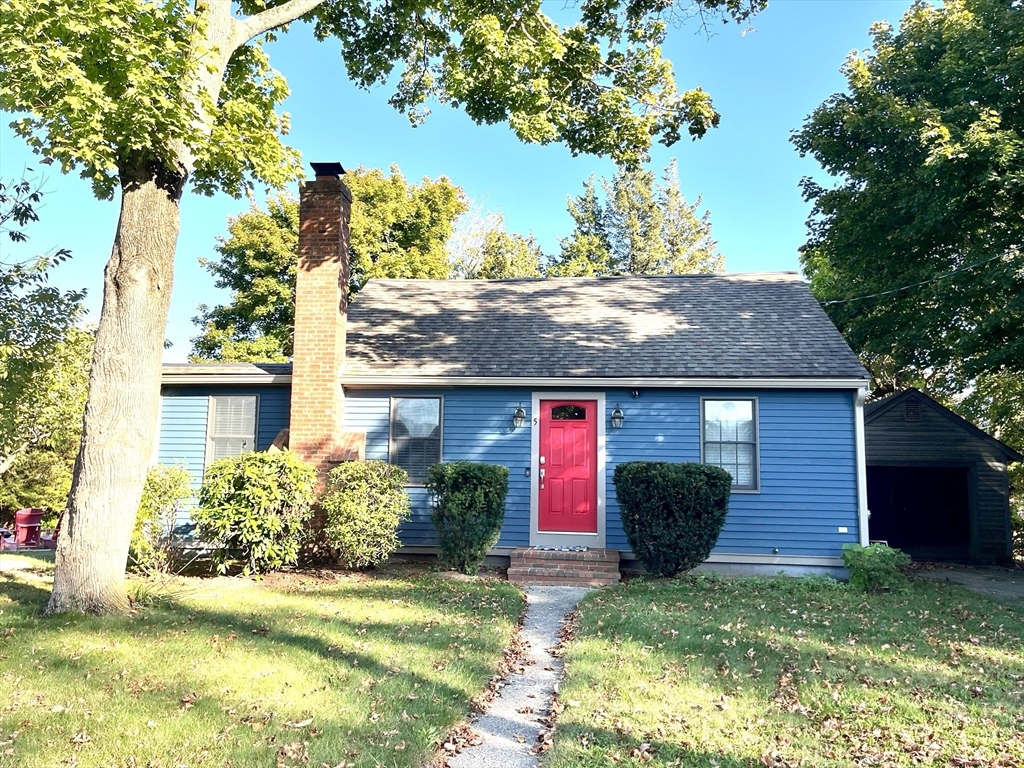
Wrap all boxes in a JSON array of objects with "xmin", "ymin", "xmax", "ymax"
[{"xmin": 360, "ymin": 271, "xmax": 803, "ymax": 287}]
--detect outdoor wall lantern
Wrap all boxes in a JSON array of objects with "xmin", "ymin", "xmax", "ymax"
[
  {"xmin": 610, "ymin": 405, "xmax": 625, "ymax": 429},
  {"xmin": 512, "ymin": 404, "xmax": 527, "ymax": 430}
]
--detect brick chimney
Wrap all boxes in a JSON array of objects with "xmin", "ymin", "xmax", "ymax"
[{"xmin": 289, "ymin": 162, "xmax": 364, "ymax": 478}]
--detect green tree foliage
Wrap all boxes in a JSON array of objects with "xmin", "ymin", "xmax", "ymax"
[
  {"xmin": 794, "ymin": 0, "xmax": 1024, "ymax": 384},
  {"xmin": 194, "ymin": 450, "xmax": 317, "ymax": 575},
  {"xmin": 0, "ymin": 326, "xmax": 93, "ymax": 512},
  {"xmin": 0, "ymin": 180, "xmax": 89, "ymax": 481},
  {"xmin": 348, "ymin": 166, "xmax": 466, "ymax": 286},
  {"xmin": 549, "ymin": 160, "xmax": 724, "ymax": 276},
  {"xmin": 452, "ymin": 214, "xmax": 546, "ymax": 279},
  {"xmin": 613, "ymin": 461, "xmax": 731, "ymax": 577},
  {"xmin": 191, "ymin": 194, "xmax": 297, "ymax": 363},
  {"xmin": 191, "ymin": 167, "xmax": 466, "ymax": 361},
  {"xmin": 321, "ymin": 460, "xmax": 411, "ymax": 570},
  {"xmin": 474, "ymin": 230, "xmax": 545, "ymax": 279}
]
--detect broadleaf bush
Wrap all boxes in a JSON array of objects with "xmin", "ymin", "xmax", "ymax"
[
  {"xmin": 841, "ymin": 542, "xmax": 911, "ymax": 592},
  {"xmin": 194, "ymin": 450, "xmax": 316, "ymax": 575},
  {"xmin": 427, "ymin": 461, "xmax": 509, "ymax": 574},
  {"xmin": 614, "ymin": 461, "xmax": 732, "ymax": 577},
  {"xmin": 130, "ymin": 464, "xmax": 193, "ymax": 573},
  {"xmin": 321, "ymin": 460, "xmax": 410, "ymax": 570}
]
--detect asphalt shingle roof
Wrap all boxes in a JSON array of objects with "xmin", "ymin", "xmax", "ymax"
[{"xmin": 344, "ymin": 273, "xmax": 869, "ymax": 380}]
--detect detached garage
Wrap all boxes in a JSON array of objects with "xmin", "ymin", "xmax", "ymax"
[{"xmin": 864, "ymin": 388, "xmax": 1021, "ymax": 564}]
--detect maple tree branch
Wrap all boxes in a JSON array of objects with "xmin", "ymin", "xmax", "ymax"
[{"xmin": 235, "ymin": 0, "xmax": 326, "ymax": 45}]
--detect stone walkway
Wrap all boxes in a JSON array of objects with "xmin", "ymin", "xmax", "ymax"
[{"xmin": 447, "ymin": 586, "xmax": 592, "ymax": 768}]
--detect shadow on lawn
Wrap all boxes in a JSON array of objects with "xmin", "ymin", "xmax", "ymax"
[
  {"xmin": 0, "ymin": 571, "xmax": 520, "ymax": 767},
  {"xmin": 0, "ymin": 570, "xmax": 53, "ymax": 607}
]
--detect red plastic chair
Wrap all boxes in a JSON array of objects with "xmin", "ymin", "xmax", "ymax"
[{"xmin": 14, "ymin": 508, "xmax": 44, "ymax": 548}]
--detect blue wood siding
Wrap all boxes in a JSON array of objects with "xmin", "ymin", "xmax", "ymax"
[
  {"xmin": 345, "ymin": 387, "xmax": 859, "ymax": 558},
  {"xmin": 343, "ymin": 390, "xmax": 532, "ymax": 547},
  {"xmin": 155, "ymin": 382, "xmax": 858, "ymax": 558},
  {"xmin": 157, "ymin": 386, "xmax": 291, "ymax": 528},
  {"xmin": 602, "ymin": 388, "xmax": 859, "ymax": 558}
]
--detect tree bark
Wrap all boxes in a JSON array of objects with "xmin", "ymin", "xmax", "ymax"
[
  {"xmin": 46, "ymin": 155, "xmax": 185, "ymax": 615},
  {"xmin": 43, "ymin": 0, "xmax": 317, "ymax": 615}
]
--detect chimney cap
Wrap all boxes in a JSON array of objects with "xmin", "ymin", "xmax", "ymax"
[{"xmin": 310, "ymin": 161, "xmax": 346, "ymax": 179}]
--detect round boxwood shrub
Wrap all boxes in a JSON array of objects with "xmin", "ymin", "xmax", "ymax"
[
  {"xmin": 614, "ymin": 461, "xmax": 732, "ymax": 577},
  {"xmin": 427, "ymin": 461, "xmax": 509, "ymax": 574},
  {"xmin": 320, "ymin": 460, "xmax": 410, "ymax": 570},
  {"xmin": 194, "ymin": 450, "xmax": 317, "ymax": 575}
]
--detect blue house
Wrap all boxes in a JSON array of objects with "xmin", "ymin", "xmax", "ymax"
[{"xmin": 158, "ymin": 163, "xmax": 871, "ymax": 579}]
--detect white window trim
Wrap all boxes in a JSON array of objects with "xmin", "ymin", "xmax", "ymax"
[
  {"xmin": 529, "ymin": 392, "xmax": 606, "ymax": 548},
  {"xmin": 388, "ymin": 395, "xmax": 444, "ymax": 487},
  {"xmin": 700, "ymin": 396, "xmax": 760, "ymax": 494},
  {"xmin": 205, "ymin": 394, "xmax": 260, "ymax": 470}
]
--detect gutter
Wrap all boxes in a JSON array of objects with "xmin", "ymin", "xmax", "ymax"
[{"xmin": 342, "ymin": 375, "xmax": 870, "ymax": 390}]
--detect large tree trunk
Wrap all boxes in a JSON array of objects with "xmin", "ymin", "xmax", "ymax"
[{"xmin": 46, "ymin": 156, "xmax": 185, "ymax": 615}]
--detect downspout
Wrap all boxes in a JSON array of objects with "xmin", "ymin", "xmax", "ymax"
[{"xmin": 854, "ymin": 387, "xmax": 870, "ymax": 545}]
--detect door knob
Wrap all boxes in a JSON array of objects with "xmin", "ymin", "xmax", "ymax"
[{"xmin": 539, "ymin": 468, "xmax": 545, "ymax": 489}]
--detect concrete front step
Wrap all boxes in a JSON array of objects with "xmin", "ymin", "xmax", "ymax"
[{"xmin": 507, "ymin": 547, "xmax": 622, "ymax": 587}]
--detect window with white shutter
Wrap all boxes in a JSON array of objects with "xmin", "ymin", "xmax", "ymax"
[
  {"xmin": 389, "ymin": 397, "xmax": 442, "ymax": 484},
  {"xmin": 207, "ymin": 395, "xmax": 258, "ymax": 466}
]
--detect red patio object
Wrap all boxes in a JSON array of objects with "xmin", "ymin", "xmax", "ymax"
[
  {"xmin": 14, "ymin": 508, "xmax": 44, "ymax": 548},
  {"xmin": 42, "ymin": 513, "xmax": 63, "ymax": 549}
]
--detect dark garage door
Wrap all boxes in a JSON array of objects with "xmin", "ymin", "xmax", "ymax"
[{"xmin": 866, "ymin": 466, "xmax": 971, "ymax": 561}]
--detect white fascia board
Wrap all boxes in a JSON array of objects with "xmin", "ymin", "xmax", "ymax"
[
  {"xmin": 161, "ymin": 374, "xmax": 293, "ymax": 385},
  {"xmin": 342, "ymin": 375, "xmax": 869, "ymax": 389}
]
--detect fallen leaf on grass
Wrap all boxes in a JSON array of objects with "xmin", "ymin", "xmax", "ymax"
[{"xmin": 285, "ymin": 717, "xmax": 314, "ymax": 729}]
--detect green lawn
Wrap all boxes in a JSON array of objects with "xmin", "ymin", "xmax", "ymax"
[
  {"xmin": 548, "ymin": 575, "xmax": 1024, "ymax": 768},
  {"xmin": 0, "ymin": 554, "xmax": 524, "ymax": 767}
]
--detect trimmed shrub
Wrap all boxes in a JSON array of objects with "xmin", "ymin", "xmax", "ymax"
[
  {"xmin": 427, "ymin": 461, "xmax": 509, "ymax": 574},
  {"xmin": 194, "ymin": 450, "xmax": 317, "ymax": 575},
  {"xmin": 321, "ymin": 460, "xmax": 411, "ymax": 569},
  {"xmin": 614, "ymin": 461, "xmax": 732, "ymax": 577},
  {"xmin": 841, "ymin": 542, "xmax": 911, "ymax": 592},
  {"xmin": 130, "ymin": 464, "xmax": 193, "ymax": 573}
]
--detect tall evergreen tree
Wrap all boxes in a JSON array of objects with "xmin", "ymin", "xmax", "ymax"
[{"xmin": 550, "ymin": 161, "xmax": 723, "ymax": 277}]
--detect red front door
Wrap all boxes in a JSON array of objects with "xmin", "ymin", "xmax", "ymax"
[{"xmin": 539, "ymin": 400, "xmax": 597, "ymax": 533}]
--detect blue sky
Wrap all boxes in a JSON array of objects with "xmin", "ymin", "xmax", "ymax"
[{"xmin": 0, "ymin": 0, "xmax": 911, "ymax": 362}]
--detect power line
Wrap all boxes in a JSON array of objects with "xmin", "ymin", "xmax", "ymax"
[{"xmin": 819, "ymin": 252, "xmax": 1008, "ymax": 306}]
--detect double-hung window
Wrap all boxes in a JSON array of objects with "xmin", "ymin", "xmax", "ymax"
[
  {"xmin": 702, "ymin": 398, "xmax": 758, "ymax": 491},
  {"xmin": 389, "ymin": 397, "xmax": 442, "ymax": 484},
  {"xmin": 207, "ymin": 395, "xmax": 258, "ymax": 466}
]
